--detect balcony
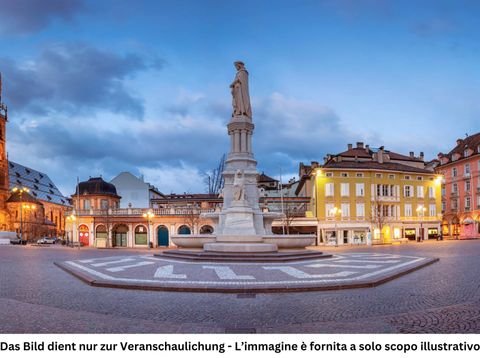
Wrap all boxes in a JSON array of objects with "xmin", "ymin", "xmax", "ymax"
[
  {"xmin": 463, "ymin": 173, "xmax": 471, "ymax": 179},
  {"xmin": 68, "ymin": 207, "xmax": 216, "ymax": 217}
]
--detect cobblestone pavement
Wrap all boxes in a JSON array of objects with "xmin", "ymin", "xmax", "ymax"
[
  {"xmin": 57, "ymin": 252, "xmax": 436, "ymax": 292},
  {"xmin": 1, "ymin": 240, "xmax": 480, "ymax": 333}
]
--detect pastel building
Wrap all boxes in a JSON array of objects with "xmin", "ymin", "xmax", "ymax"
[
  {"xmin": 298, "ymin": 142, "xmax": 442, "ymax": 245},
  {"xmin": 67, "ymin": 177, "xmax": 216, "ymax": 248},
  {"xmin": 437, "ymin": 133, "xmax": 480, "ymax": 239}
]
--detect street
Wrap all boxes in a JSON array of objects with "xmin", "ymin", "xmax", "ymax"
[{"xmin": 1, "ymin": 240, "xmax": 479, "ymax": 333}]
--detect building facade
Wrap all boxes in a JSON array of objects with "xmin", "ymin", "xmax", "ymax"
[
  {"xmin": 0, "ymin": 76, "xmax": 70, "ymax": 239},
  {"xmin": 437, "ymin": 133, "xmax": 480, "ymax": 239},
  {"xmin": 300, "ymin": 142, "xmax": 442, "ymax": 245},
  {"xmin": 66, "ymin": 177, "xmax": 216, "ymax": 248}
]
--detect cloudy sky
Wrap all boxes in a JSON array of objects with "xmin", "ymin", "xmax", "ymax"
[{"xmin": 1, "ymin": 0, "xmax": 479, "ymax": 196}]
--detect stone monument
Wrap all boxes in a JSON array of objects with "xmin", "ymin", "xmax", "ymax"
[{"xmin": 171, "ymin": 61, "xmax": 315, "ymax": 253}]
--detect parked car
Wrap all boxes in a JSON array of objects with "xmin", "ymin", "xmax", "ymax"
[
  {"xmin": 37, "ymin": 237, "xmax": 56, "ymax": 244},
  {"xmin": 10, "ymin": 236, "xmax": 27, "ymax": 245}
]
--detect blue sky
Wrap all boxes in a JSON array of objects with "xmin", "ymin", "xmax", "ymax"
[{"xmin": 1, "ymin": 0, "xmax": 479, "ymax": 196}]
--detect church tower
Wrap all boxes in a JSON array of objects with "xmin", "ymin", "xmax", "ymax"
[{"xmin": 0, "ymin": 73, "xmax": 10, "ymax": 212}]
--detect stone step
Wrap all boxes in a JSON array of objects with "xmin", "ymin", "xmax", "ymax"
[{"xmin": 156, "ymin": 250, "xmax": 332, "ymax": 262}]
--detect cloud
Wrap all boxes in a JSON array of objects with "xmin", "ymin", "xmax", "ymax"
[
  {"xmin": 0, "ymin": 0, "xmax": 85, "ymax": 35},
  {"xmin": 7, "ymin": 89, "xmax": 359, "ymax": 195},
  {"xmin": 139, "ymin": 164, "xmax": 206, "ymax": 194},
  {"xmin": 0, "ymin": 43, "xmax": 163, "ymax": 118},
  {"xmin": 253, "ymin": 93, "xmax": 356, "ymax": 175}
]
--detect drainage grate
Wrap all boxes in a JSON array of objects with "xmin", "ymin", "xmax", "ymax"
[
  {"xmin": 236, "ymin": 293, "xmax": 256, "ymax": 299},
  {"xmin": 225, "ymin": 327, "xmax": 257, "ymax": 334}
]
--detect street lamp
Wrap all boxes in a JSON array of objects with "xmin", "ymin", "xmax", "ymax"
[
  {"xmin": 142, "ymin": 210, "xmax": 155, "ymax": 249},
  {"xmin": 416, "ymin": 204, "xmax": 426, "ymax": 242},
  {"xmin": 329, "ymin": 206, "xmax": 342, "ymax": 246},
  {"xmin": 12, "ymin": 187, "xmax": 30, "ymax": 244},
  {"xmin": 66, "ymin": 214, "xmax": 77, "ymax": 248}
]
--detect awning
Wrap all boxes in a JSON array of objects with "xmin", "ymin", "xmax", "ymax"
[{"xmin": 463, "ymin": 218, "xmax": 474, "ymax": 225}]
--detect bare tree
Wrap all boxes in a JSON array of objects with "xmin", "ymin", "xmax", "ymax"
[
  {"xmin": 183, "ymin": 204, "xmax": 201, "ymax": 234},
  {"xmin": 204, "ymin": 154, "xmax": 226, "ymax": 194}
]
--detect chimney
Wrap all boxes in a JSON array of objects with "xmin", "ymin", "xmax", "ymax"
[
  {"xmin": 419, "ymin": 152, "xmax": 424, "ymax": 160},
  {"xmin": 347, "ymin": 143, "xmax": 353, "ymax": 150},
  {"xmin": 456, "ymin": 139, "xmax": 463, "ymax": 146},
  {"xmin": 356, "ymin": 142, "xmax": 364, "ymax": 149},
  {"xmin": 378, "ymin": 147, "xmax": 384, "ymax": 164},
  {"xmin": 365, "ymin": 144, "xmax": 370, "ymax": 153},
  {"xmin": 409, "ymin": 151, "xmax": 414, "ymax": 158}
]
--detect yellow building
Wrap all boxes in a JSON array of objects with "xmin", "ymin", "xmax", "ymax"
[{"xmin": 305, "ymin": 142, "xmax": 442, "ymax": 245}]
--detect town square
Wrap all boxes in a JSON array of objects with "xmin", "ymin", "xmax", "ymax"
[{"xmin": 1, "ymin": 0, "xmax": 480, "ymax": 337}]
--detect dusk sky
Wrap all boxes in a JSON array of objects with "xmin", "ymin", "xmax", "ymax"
[{"xmin": 1, "ymin": 0, "xmax": 479, "ymax": 197}]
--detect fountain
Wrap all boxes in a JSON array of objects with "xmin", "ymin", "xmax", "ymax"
[{"xmin": 168, "ymin": 61, "xmax": 319, "ymax": 258}]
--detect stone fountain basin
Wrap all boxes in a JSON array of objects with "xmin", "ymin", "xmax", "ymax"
[{"xmin": 171, "ymin": 234, "xmax": 315, "ymax": 249}]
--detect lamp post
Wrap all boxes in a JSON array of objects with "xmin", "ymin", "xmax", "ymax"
[
  {"xmin": 416, "ymin": 204, "xmax": 426, "ymax": 242},
  {"xmin": 329, "ymin": 206, "xmax": 342, "ymax": 246},
  {"xmin": 142, "ymin": 210, "xmax": 155, "ymax": 249},
  {"xmin": 66, "ymin": 214, "xmax": 77, "ymax": 248},
  {"xmin": 12, "ymin": 187, "xmax": 30, "ymax": 244}
]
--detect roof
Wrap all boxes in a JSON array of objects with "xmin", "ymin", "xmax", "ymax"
[
  {"xmin": 8, "ymin": 161, "xmax": 70, "ymax": 206},
  {"xmin": 6, "ymin": 190, "xmax": 40, "ymax": 204},
  {"xmin": 334, "ymin": 147, "xmax": 423, "ymax": 162},
  {"xmin": 257, "ymin": 172, "xmax": 278, "ymax": 183},
  {"xmin": 74, "ymin": 177, "xmax": 120, "ymax": 197},
  {"xmin": 438, "ymin": 132, "xmax": 480, "ymax": 164},
  {"xmin": 322, "ymin": 160, "xmax": 434, "ymax": 174},
  {"xmin": 336, "ymin": 147, "xmax": 373, "ymax": 159}
]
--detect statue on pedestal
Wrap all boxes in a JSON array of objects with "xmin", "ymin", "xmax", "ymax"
[
  {"xmin": 233, "ymin": 169, "xmax": 246, "ymax": 201},
  {"xmin": 230, "ymin": 61, "xmax": 252, "ymax": 119}
]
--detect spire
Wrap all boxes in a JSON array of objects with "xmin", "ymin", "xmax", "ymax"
[{"xmin": 0, "ymin": 72, "xmax": 7, "ymax": 120}]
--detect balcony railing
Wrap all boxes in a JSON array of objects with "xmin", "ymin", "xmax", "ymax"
[{"xmin": 67, "ymin": 207, "xmax": 216, "ymax": 217}]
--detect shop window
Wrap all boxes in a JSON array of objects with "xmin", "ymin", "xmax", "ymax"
[{"xmin": 135, "ymin": 225, "xmax": 148, "ymax": 245}]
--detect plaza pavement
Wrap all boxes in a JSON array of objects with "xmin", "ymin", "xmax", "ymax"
[{"xmin": 1, "ymin": 240, "xmax": 480, "ymax": 333}]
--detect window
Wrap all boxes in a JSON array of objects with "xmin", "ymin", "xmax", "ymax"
[
  {"xmin": 465, "ymin": 163, "xmax": 470, "ymax": 175},
  {"xmin": 325, "ymin": 203, "xmax": 334, "ymax": 217},
  {"xmin": 429, "ymin": 204, "xmax": 436, "ymax": 217},
  {"xmin": 101, "ymin": 199, "xmax": 109, "ymax": 209},
  {"xmin": 464, "ymin": 150, "xmax": 469, "ymax": 157},
  {"xmin": 356, "ymin": 203, "xmax": 365, "ymax": 217},
  {"xmin": 356, "ymin": 173, "xmax": 364, "ymax": 178},
  {"xmin": 388, "ymin": 174, "xmax": 395, "ymax": 179},
  {"xmin": 404, "ymin": 204, "xmax": 412, "ymax": 217},
  {"xmin": 404, "ymin": 185, "xmax": 412, "ymax": 197},
  {"xmin": 84, "ymin": 199, "xmax": 91, "ymax": 210},
  {"xmin": 341, "ymin": 203, "xmax": 350, "ymax": 218},
  {"xmin": 375, "ymin": 173, "xmax": 382, "ymax": 178},
  {"xmin": 477, "ymin": 195, "xmax": 480, "ymax": 209},
  {"xmin": 325, "ymin": 183, "xmax": 334, "ymax": 196},
  {"xmin": 326, "ymin": 172, "xmax": 333, "ymax": 177},
  {"xmin": 452, "ymin": 167, "xmax": 457, "ymax": 177},
  {"xmin": 340, "ymin": 183, "xmax": 349, "ymax": 196},
  {"xmin": 465, "ymin": 197, "xmax": 471, "ymax": 210},
  {"xmin": 442, "ymin": 201, "xmax": 446, "ymax": 212},
  {"xmin": 356, "ymin": 183, "xmax": 364, "ymax": 196},
  {"xmin": 134, "ymin": 225, "xmax": 148, "ymax": 245},
  {"xmin": 466, "ymin": 180, "xmax": 471, "ymax": 192},
  {"xmin": 453, "ymin": 183, "xmax": 458, "ymax": 194},
  {"xmin": 341, "ymin": 173, "xmax": 348, "ymax": 177},
  {"xmin": 404, "ymin": 175, "xmax": 411, "ymax": 180},
  {"xmin": 428, "ymin": 186, "xmax": 435, "ymax": 198},
  {"xmin": 452, "ymin": 198, "xmax": 458, "ymax": 210},
  {"xmin": 417, "ymin": 176, "xmax": 423, "ymax": 181},
  {"xmin": 417, "ymin": 186, "xmax": 424, "ymax": 198}
]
